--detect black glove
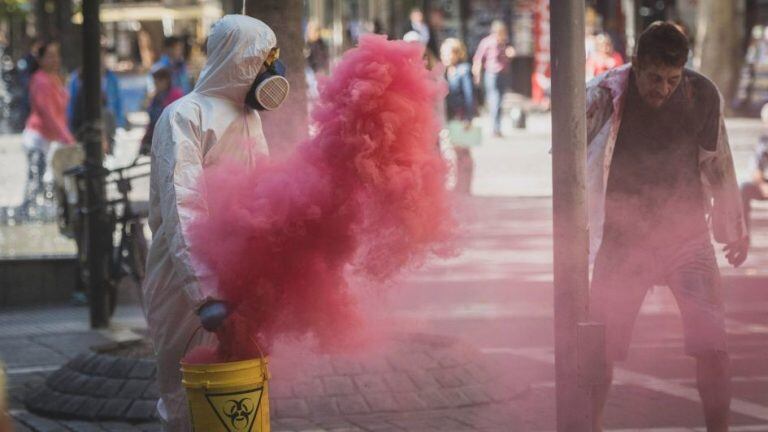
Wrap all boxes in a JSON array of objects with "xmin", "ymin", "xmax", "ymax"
[{"xmin": 197, "ymin": 300, "xmax": 230, "ymax": 332}]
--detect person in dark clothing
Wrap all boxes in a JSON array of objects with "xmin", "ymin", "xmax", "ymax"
[
  {"xmin": 406, "ymin": 8, "xmax": 438, "ymax": 58},
  {"xmin": 587, "ymin": 23, "xmax": 749, "ymax": 432},
  {"xmin": 441, "ymin": 37, "xmax": 477, "ymax": 194},
  {"xmin": 140, "ymin": 67, "xmax": 182, "ymax": 155},
  {"xmin": 13, "ymin": 39, "xmax": 42, "ymax": 131},
  {"xmin": 151, "ymin": 36, "xmax": 191, "ymax": 94},
  {"xmin": 305, "ymin": 20, "xmax": 329, "ymax": 75}
]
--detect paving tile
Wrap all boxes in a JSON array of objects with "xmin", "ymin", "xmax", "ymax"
[
  {"xmin": 116, "ymin": 379, "xmax": 148, "ymax": 400},
  {"xmin": 363, "ymin": 393, "xmax": 399, "ymax": 412},
  {"xmin": 322, "ymin": 376, "xmax": 355, "ymax": 396},
  {"xmin": 273, "ymin": 398, "xmax": 310, "ymax": 418},
  {"xmin": 291, "ymin": 378, "xmax": 325, "ymax": 398},
  {"xmin": 97, "ymin": 422, "xmax": 142, "ymax": 431},
  {"xmin": 106, "ymin": 358, "xmax": 138, "ymax": 379},
  {"xmin": 460, "ymin": 386, "xmax": 493, "ymax": 405},
  {"xmin": 13, "ymin": 410, "xmax": 69, "ymax": 432},
  {"xmin": 60, "ymin": 420, "xmax": 105, "ymax": 432},
  {"xmin": 306, "ymin": 395, "xmax": 340, "ymax": 416},
  {"xmin": 418, "ymin": 390, "xmax": 451, "ymax": 409},
  {"xmin": 336, "ymin": 395, "xmax": 370, "ymax": 415},
  {"xmin": 75, "ymin": 397, "xmax": 106, "ymax": 420},
  {"xmin": 353, "ymin": 375, "xmax": 388, "ymax": 393},
  {"xmin": 140, "ymin": 381, "xmax": 158, "ymax": 399},
  {"xmin": 432, "ymin": 368, "xmax": 464, "ymax": 388},
  {"xmin": 97, "ymin": 398, "xmax": 133, "ymax": 420},
  {"xmin": 93, "ymin": 356, "xmax": 119, "ymax": 377},
  {"xmin": 126, "ymin": 360, "xmax": 154, "ymax": 380},
  {"xmin": 331, "ymin": 358, "xmax": 363, "ymax": 375},
  {"xmin": 382, "ymin": 373, "xmax": 417, "ymax": 393},
  {"xmin": 81, "ymin": 377, "xmax": 107, "ymax": 398},
  {"xmin": 405, "ymin": 370, "xmax": 440, "ymax": 390},
  {"xmin": 94, "ymin": 378, "xmax": 125, "ymax": 398},
  {"xmin": 394, "ymin": 392, "xmax": 428, "ymax": 411},
  {"xmin": 125, "ymin": 400, "xmax": 158, "ymax": 423}
]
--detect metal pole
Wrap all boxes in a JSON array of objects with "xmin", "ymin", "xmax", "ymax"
[
  {"xmin": 550, "ymin": 0, "xmax": 591, "ymax": 431},
  {"xmin": 82, "ymin": 0, "xmax": 110, "ymax": 329}
]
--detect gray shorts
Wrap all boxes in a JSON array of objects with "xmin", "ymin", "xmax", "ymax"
[{"xmin": 590, "ymin": 236, "xmax": 727, "ymax": 361}]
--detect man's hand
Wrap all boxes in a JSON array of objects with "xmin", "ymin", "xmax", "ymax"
[
  {"xmin": 197, "ymin": 300, "xmax": 230, "ymax": 331},
  {"xmin": 723, "ymin": 237, "xmax": 749, "ymax": 268}
]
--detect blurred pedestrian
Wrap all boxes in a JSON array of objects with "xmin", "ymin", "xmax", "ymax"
[
  {"xmin": 140, "ymin": 67, "xmax": 182, "ymax": 155},
  {"xmin": 406, "ymin": 8, "xmax": 437, "ymax": 56},
  {"xmin": 20, "ymin": 42, "xmax": 75, "ymax": 216},
  {"xmin": 151, "ymin": 36, "xmax": 191, "ymax": 95},
  {"xmin": 586, "ymin": 33, "xmax": 624, "ymax": 80},
  {"xmin": 441, "ymin": 38, "xmax": 478, "ymax": 194},
  {"xmin": 12, "ymin": 39, "xmax": 42, "ymax": 131},
  {"xmin": 472, "ymin": 20, "xmax": 516, "ymax": 137},
  {"xmin": 67, "ymin": 48, "xmax": 125, "ymax": 154},
  {"xmin": 404, "ymin": 30, "xmax": 439, "ymax": 70},
  {"xmin": 305, "ymin": 20, "xmax": 329, "ymax": 100},
  {"xmin": 305, "ymin": 20, "xmax": 329, "ymax": 75},
  {"xmin": 740, "ymin": 103, "xmax": 768, "ymax": 239},
  {"xmin": 586, "ymin": 22, "xmax": 748, "ymax": 432}
]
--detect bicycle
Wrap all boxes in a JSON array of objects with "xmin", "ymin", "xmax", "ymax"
[{"xmin": 60, "ymin": 158, "xmax": 150, "ymax": 316}]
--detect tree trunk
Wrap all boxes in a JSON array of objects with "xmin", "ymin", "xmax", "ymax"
[
  {"xmin": 245, "ymin": 0, "xmax": 308, "ymax": 156},
  {"xmin": 694, "ymin": 0, "xmax": 746, "ymax": 115}
]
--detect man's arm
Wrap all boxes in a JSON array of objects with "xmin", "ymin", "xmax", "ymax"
[
  {"xmin": 153, "ymin": 109, "xmax": 218, "ymax": 307},
  {"xmin": 471, "ymin": 39, "xmax": 487, "ymax": 85},
  {"xmin": 699, "ymin": 91, "xmax": 749, "ymax": 265}
]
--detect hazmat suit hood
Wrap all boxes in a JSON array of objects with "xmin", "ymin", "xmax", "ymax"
[{"xmin": 195, "ymin": 14, "xmax": 277, "ymax": 104}]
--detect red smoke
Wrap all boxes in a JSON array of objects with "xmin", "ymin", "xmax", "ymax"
[{"xmin": 185, "ymin": 35, "xmax": 455, "ymax": 363}]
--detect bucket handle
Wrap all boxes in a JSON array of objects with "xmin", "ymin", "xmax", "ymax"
[{"xmin": 182, "ymin": 325, "xmax": 268, "ymax": 363}]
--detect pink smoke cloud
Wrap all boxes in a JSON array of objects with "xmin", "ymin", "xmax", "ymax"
[{"xmin": 185, "ymin": 35, "xmax": 456, "ymax": 363}]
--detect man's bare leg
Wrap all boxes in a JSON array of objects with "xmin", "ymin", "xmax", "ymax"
[
  {"xmin": 592, "ymin": 361, "xmax": 614, "ymax": 432},
  {"xmin": 696, "ymin": 351, "xmax": 730, "ymax": 432}
]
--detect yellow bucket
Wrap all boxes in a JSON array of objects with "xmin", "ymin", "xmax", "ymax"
[{"xmin": 181, "ymin": 357, "xmax": 270, "ymax": 432}]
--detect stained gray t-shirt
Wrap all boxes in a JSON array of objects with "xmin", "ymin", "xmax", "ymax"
[{"xmin": 603, "ymin": 69, "xmax": 720, "ymax": 246}]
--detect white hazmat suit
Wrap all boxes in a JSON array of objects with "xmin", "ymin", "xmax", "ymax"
[{"xmin": 143, "ymin": 15, "xmax": 274, "ymax": 430}]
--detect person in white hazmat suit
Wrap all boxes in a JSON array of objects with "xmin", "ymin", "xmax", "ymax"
[{"xmin": 142, "ymin": 14, "xmax": 289, "ymax": 430}]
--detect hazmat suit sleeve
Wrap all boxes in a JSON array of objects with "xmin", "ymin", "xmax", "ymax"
[
  {"xmin": 699, "ymin": 93, "xmax": 748, "ymax": 244},
  {"xmin": 154, "ymin": 109, "xmax": 218, "ymax": 306}
]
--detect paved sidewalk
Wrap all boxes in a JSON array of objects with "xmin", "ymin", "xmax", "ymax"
[
  {"xmin": 3, "ymin": 306, "xmax": 527, "ymax": 432},
  {"xmin": 5, "ymin": 196, "xmax": 768, "ymax": 431}
]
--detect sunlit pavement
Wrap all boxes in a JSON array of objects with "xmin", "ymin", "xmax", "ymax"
[
  {"xmin": 392, "ymin": 195, "xmax": 768, "ymax": 431},
  {"xmin": 2, "ymin": 113, "xmax": 768, "ymax": 430}
]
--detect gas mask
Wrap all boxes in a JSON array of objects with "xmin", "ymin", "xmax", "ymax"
[{"xmin": 245, "ymin": 47, "xmax": 290, "ymax": 111}]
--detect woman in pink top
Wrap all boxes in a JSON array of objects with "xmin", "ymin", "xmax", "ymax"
[{"xmin": 21, "ymin": 42, "xmax": 74, "ymax": 213}]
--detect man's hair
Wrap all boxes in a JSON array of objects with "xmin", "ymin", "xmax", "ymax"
[
  {"xmin": 163, "ymin": 36, "xmax": 181, "ymax": 48},
  {"xmin": 635, "ymin": 21, "xmax": 689, "ymax": 68}
]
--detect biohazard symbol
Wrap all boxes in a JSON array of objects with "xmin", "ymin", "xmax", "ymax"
[{"xmin": 205, "ymin": 387, "xmax": 263, "ymax": 432}]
